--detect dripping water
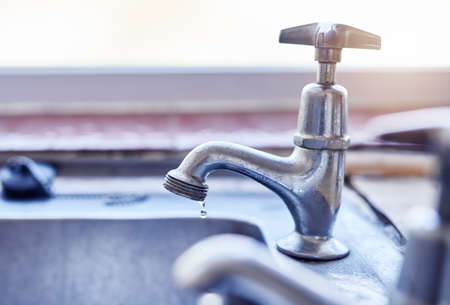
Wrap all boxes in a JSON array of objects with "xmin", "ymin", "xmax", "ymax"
[{"xmin": 198, "ymin": 201, "xmax": 207, "ymax": 219}]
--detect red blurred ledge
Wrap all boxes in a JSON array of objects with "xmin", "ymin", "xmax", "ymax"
[{"xmin": 0, "ymin": 111, "xmax": 379, "ymax": 152}]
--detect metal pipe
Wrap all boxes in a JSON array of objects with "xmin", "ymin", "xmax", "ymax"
[{"xmin": 317, "ymin": 63, "xmax": 336, "ymax": 85}]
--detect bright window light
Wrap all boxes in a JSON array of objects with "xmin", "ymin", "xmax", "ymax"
[{"xmin": 0, "ymin": 0, "xmax": 448, "ymax": 68}]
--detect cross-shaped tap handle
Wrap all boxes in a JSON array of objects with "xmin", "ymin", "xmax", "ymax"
[{"xmin": 280, "ymin": 22, "xmax": 381, "ymax": 63}]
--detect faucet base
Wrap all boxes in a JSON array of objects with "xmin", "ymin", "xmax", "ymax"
[{"xmin": 277, "ymin": 231, "xmax": 349, "ymax": 261}]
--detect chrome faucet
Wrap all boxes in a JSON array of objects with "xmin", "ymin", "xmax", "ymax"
[
  {"xmin": 173, "ymin": 234, "xmax": 349, "ymax": 305},
  {"xmin": 164, "ymin": 22, "xmax": 381, "ymax": 261},
  {"xmin": 392, "ymin": 130, "xmax": 450, "ymax": 305}
]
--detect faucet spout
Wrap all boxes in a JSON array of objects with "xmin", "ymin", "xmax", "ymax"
[
  {"xmin": 164, "ymin": 141, "xmax": 349, "ymax": 260},
  {"xmin": 165, "ymin": 140, "xmax": 312, "ymax": 202}
]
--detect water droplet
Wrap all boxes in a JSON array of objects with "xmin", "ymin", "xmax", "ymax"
[{"xmin": 198, "ymin": 201, "xmax": 207, "ymax": 219}]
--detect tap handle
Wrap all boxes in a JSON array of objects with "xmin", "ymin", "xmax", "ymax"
[{"xmin": 279, "ymin": 22, "xmax": 381, "ymax": 63}]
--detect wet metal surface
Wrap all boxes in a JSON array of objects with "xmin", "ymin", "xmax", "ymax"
[
  {"xmin": 0, "ymin": 218, "xmax": 264, "ymax": 305},
  {"xmin": 0, "ymin": 184, "xmax": 404, "ymax": 305}
]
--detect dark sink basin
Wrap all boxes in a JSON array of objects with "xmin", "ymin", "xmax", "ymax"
[{"xmin": 0, "ymin": 217, "xmax": 264, "ymax": 305}]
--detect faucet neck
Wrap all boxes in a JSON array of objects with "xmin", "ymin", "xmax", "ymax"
[{"xmin": 316, "ymin": 63, "xmax": 336, "ymax": 85}]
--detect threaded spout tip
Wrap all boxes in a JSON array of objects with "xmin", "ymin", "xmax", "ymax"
[{"xmin": 163, "ymin": 174, "xmax": 208, "ymax": 201}]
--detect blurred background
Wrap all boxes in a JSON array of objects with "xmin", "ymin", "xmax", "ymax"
[
  {"xmin": 0, "ymin": 0, "xmax": 448, "ymax": 164},
  {"xmin": 1, "ymin": 0, "xmax": 449, "ymax": 67}
]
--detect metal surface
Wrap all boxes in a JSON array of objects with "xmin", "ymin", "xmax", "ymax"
[
  {"xmin": 173, "ymin": 234, "xmax": 348, "ymax": 305},
  {"xmin": 0, "ymin": 182, "xmax": 404, "ymax": 305},
  {"xmin": 317, "ymin": 63, "xmax": 336, "ymax": 85},
  {"xmin": 294, "ymin": 83, "xmax": 349, "ymax": 150},
  {"xmin": 279, "ymin": 22, "xmax": 381, "ymax": 62},
  {"xmin": 164, "ymin": 142, "xmax": 348, "ymax": 260},
  {"xmin": 392, "ymin": 129, "xmax": 450, "ymax": 305},
  {"xmin": 164, "ymin": 22, "xmax": 380, "ymax": 260},
  {"xmin": 437, "ymin": 129, "xmax": 450, "ymax": 223},
  {"xmin": 0, "ymin": 217, "xmax": 264, "ymax": 305},
  {"xmin": 392, "ymin": 225, "xmax": 449, "ymax": 305},
  {"xmin": 280, "ymin": 23, "xmax": 381, "ymax": 86},
  {"xmin": 169, "ymin": 184, "xmax": 405, "ymax": 305}
]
